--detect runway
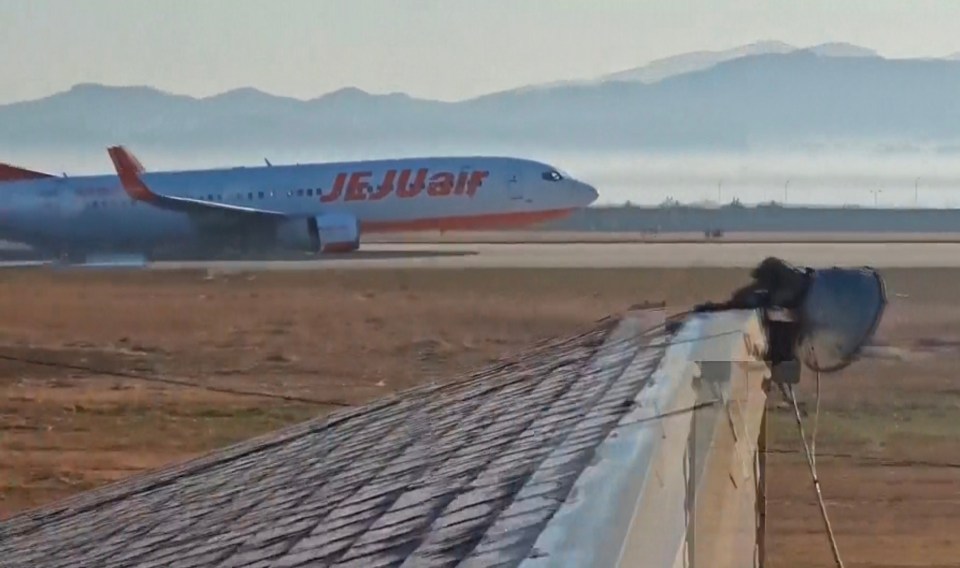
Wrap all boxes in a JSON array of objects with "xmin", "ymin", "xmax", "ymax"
[
  {"xmin": 5, "ymin": 242, "xmax": 960, "ymax": 271},
  {"xmin": 142, "ymin": 242, "xmax": 960, "ymax": 270}
]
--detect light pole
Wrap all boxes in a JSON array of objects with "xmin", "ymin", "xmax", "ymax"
[
  {"xmin": 869, "ymin": 189, "xmax": 882, "ymax": 207},
  {"xmin": 783, "ymin": 179, "xmax": 790, "ymax": 203},
  {"xmin": 915, "ymin": 177, "xmax": 920, "ymax": 207},
  {"xmin": 717, "ymin": 179, "xmax": 723, "ymax": 203}
]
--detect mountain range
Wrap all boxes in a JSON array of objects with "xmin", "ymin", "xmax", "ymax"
[
  {"xmin": 4, "ymin": 41, "xmax": 960, "ymax": 159},
  {"xmin": 514, "ymin": 41, "xmax": 877, "ymax": 89}
]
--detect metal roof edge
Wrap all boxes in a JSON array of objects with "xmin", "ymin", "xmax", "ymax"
[{"xmin": 520, "ymin": 309, "xmax": 770, "ymax": 568}]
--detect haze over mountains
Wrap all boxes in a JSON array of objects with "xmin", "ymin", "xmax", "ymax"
[
  {"xmin": 4, "ymin": 40, "xmax": 960, "ymax": 166},
  {"xmin": 521, "ymin": 40, "xmax": 877, "ymax": 88}
]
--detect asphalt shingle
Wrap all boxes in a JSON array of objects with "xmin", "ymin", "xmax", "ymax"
[{"xmin": 0, "ymin": 309, "xmax": 671, "ymax": 568}]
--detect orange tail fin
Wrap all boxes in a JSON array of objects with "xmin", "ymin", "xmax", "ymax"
[
  {"xmin": 0, "ymin": 163, "xmax": 53, "ymax": 183},
  {"xmin": 107, "ymin": 146, "xmax": 154, "ymax": 202}
]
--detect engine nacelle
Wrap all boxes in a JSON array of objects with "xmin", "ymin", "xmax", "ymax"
[
  {"xmin": 276, "ymin": 213, "xmax": 361, "ymax": 253},
  {"xmin": 316, "ymin": 213, "xmax": 361, "ymax": 253}
]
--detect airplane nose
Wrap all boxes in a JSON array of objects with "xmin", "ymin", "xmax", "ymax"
[{"xmin": 577, "ymin": 181, "xmax": 599, "ymax": 205}]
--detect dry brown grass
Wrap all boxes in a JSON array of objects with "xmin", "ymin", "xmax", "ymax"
[
  {"xmin": 366, "ymin": 229, "xmax": 960, "ymax": 243},
  {"xmin": 0, "ymin": 267, "xmax": 957, "ymax": 566},
  {"xmin": 0, "ymin": 268, "xmax": 747, "ymax": 515}
]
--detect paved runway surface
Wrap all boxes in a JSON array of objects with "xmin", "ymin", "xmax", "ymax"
[
  {"xmin": 155, "ymin": 242, "xmax": 960, "ymax": 270},
  {"xmin": 5, "ymin": 242, "xmax": 960, "ymax": 270}
]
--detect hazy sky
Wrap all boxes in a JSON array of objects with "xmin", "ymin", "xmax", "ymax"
[{"xmin": 3, "ymin": 0, "xmax": 960, "ymax": 104}]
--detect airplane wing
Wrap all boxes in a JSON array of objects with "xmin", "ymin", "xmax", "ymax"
[
  {"xmin": 106, "ymin": 146, "xmax": 289, "ymax": 222},
  {"xmin": 0, "ymin": 163, "xmax": 54, "ymax": 183}
]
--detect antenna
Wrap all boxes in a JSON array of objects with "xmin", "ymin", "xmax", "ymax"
[{"xmin": 264, "ymin": 158, "xmax": 272, "ymax": 167}]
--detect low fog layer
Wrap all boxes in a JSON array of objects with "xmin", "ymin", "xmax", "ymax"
[
  {"xmin": 5, "ymin": 48, "xmax": 960, "ymax": 208},
  {"xmin": 4, "ymin": 148, "xmax": 958, "ymax": 209}
]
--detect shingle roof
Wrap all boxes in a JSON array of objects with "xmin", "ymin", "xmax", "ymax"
[{"xmin": 0, "ymin": 308, "xmax": 674, "ymax": 568}]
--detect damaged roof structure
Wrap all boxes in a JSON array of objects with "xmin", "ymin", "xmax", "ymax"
[
  {"xmin": 0, "ymin": 308, "xmax": 769, "ymax": 568},
  {"xmin": 0, "ymin": 259, "xmax": 885, "ymax": 568}
]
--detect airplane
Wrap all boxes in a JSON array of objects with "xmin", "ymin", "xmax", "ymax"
[{"xmin": 0, "ymin": 147, "xmax": 598, "ymax": 261}]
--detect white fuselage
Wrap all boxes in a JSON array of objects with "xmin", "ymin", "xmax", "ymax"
[{"xmin": 0, "ymin": 155, "xmax": 597, "ymax": 254}]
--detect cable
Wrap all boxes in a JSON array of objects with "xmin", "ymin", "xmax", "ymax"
[
  {"xmin": 644, "ymin": 329, "xmax": 744, "ymax": 349},
  {"xmin": 0, "ymin": 352, "xmax": 353, "ymax": 407},
  {"xmin": 0, "ymin": 309, "xmax": 738, "ymax": 411},
  {"xmin": 613, "ymin": 398, "xmax": 722, "ymax": 430},
  {"xmin": 762, "ymin": 448, "xmax": 960, "ymax": 469},
  {"xmin": 782, "ymin": 379, "xmax": 846, "ymax": 568},
  {"xmin": 812, "ymin": 368, "xmax": 821, "ymax": 471},
  {"xmin": 475, "ymin": 308, "xmax": 741, "ymax": 378}
]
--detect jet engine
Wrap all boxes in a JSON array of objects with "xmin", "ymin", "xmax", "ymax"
[{"xmin": 276, "ymin": 213, "xmax": 361, "ymax": 254}]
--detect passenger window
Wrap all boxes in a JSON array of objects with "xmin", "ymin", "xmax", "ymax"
[
  {"xmin": 306, "ymin": 189, "xmax": 313, "ymax": 196},
  {"xmin": 248, "ymin": 192, "xmax": 254, "ymax": 200},
  {"xmin": 258, "ymin": 191, "xmax": 264, "ymax": 199},
  {"xmin": 297, "ymin": 189, "xmax": 304, "ymax": 197}
]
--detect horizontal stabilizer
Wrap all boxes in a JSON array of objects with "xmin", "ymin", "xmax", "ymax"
[{"xmin": 0, "ymin": 163, "xmax": 53, "ymax": 183}]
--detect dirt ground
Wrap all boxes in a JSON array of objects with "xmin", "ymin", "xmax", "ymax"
[
  {"xmin": 366, "ymin": 229, "xmax": 960, "ymax": 243},
  {"xmin": 0, "ymin": 267, "xmax": 957, "ymax": 567}
]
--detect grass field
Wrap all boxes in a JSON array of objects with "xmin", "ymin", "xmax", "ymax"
[{"xmin": 0, "ymin": 267, "xmax": 957, "ymax": 566}]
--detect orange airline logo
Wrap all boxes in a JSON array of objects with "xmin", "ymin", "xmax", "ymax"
[{"xmin": 320, "ymin": 169, "xmax": 489, "ymax": 203}]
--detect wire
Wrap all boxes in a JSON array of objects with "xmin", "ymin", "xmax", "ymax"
[
  {"xmin": 762, "ymin": 448, "xmax": 960, "ymax": 469},
  {"xmin": 0, "ymin": 308, "xmax": 740, "ymax": 411},
  {"xmin": 782, "ymin": 379, "xmax": 846, "ymax": 568},
  {"xmin": 0, "ymin": 352, "xmax": 353, "ymax": 407},
  {"xmin": 644, "ymin": 329, "xmax": 744, "ymax": 349},
  {"xmin": 477, "ymin": 307, "xmax": 742, "ymax": 378},
  {"xmin": 812, "ymin": 368, "xmax": 821, "ymax": 471},
  {"xmin": 613, "ymin": 398, "xmax": 722, "ymax": 430}
]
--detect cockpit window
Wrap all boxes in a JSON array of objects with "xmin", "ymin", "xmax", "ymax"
[{"xmin": 541, "ymin": 170, "xmax": 563, "ymax": 182}]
